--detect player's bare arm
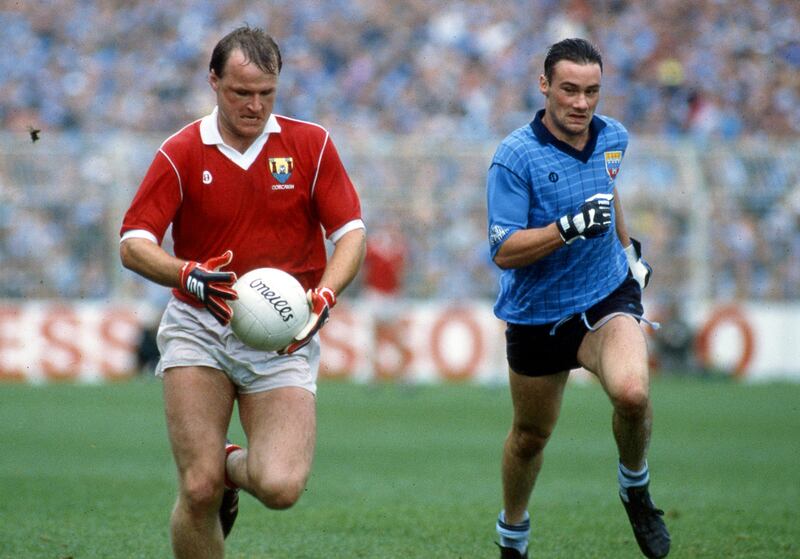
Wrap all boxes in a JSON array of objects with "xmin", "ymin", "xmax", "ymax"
[
  {"xmin": 120, "ymin": 237, "xmax": 185, "ymax": 288},
  {"xmin": 280, "ymin": 227, "xmax": 365, "ymax": 355},
  {"xmin": 494, "ymin": 190, "xmax": 614, "ymax": 269},
  {"xmin": 492, "ymin": 224, "xmax": 563, "ymax": 269},
  {"xmin": 318, "ymin": 228, "xmax": 366, "ymax": 294},
  {"xmin": 121, "ymin": 237, "xmax": 238, "ymax": 325},
  {"xmin": 613, "ymin": 188, "xmax": 632, "ymax": 247}
]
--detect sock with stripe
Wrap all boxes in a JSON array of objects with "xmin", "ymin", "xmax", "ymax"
[
  {"xmin": 496, "ymin": 509, "xmax": 530, "ymax": 554},
  {"xmin": 618, "ymin": 460, "xmax": 650, "ymax": 501}
]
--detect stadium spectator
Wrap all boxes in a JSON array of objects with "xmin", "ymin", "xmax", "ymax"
[
  {"xmin": 118, "ymin": 26, "xmax": 365, "ymax": 558},
  {"xmin": 361, "ymin": 220, "xmax": 412, "ymax": 380},
  {"xmin": 486, "ymin": 39, "xmax": 669, "ymax": 558}
]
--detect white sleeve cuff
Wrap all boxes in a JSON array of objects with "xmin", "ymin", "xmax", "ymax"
[
  {"xmin": 120, "ymin": 229, "xmax": 159, "ymax": 244},
  {"xmin": 329, "ymin": 219, "xmax": 365, "ymax": 243}
]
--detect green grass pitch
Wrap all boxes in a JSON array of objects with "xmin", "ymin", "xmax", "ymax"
[{"xmin": 1, "ymin": 376, "xmax": 798, "ymax": 558}]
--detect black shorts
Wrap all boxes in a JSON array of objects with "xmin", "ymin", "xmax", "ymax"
[{"xmin": 505, "ymin": 275, "xmax": 643, "ymax": 377}]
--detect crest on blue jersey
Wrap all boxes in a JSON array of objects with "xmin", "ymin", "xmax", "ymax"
[
  {"xmin": 269, "ymin": 157, "xmax": 294, "ymax": 184},
  {"xmin": 604, "ymin": 151, "xmax": 622, "ymax": 180}
]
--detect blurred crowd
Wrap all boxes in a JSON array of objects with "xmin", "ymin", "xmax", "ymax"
[
  {"xmin": 616, "ymin": 140, "xmax": 800, "ymax": 303},
  {"xmin": 1, "ymin": 0, "xmax": 800, "ymax": 305},
  {"xmin": 3, "ymin": 0, "xmax": 799, "ymax": 139}
]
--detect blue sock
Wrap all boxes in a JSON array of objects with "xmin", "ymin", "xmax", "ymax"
[
  {"xmin": 618, "ymin": 460, "xmax": 650, "ymax": 500},
  {"xmin": 496, "ymin": 510, "xmax": 530, "ymax": 553}
]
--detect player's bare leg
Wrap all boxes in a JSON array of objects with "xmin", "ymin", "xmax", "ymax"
[
  {"xmin": 227, "ymin": 386, "xmax": 316, "ymax": 510},
  {"xmin": 163, "ymin": 366, "xmax": 236, "ymax": 559},
  {"xmin": 578, "ymin": 315, "xmax": 651, "ymax": 469},
  {"xmin": 579, "ymin": 315, "xmax": 670, "ymax": 558},
  {"xmin": 498, "ymin": 370, "xmax": 569, "ymax": 555}
]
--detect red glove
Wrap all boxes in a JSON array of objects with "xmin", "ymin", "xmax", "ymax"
[
  {"xmin": 280, "ymin": 287, "xmax": 336, "ymax": 355},
  {"xmin": 178, "ymin": 251, "xmax": 238, "ymax": 325}
]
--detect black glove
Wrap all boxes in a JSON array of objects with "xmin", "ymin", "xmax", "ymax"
[
  {"xmin": 556, "ymin": 193, "xmax": 614, "ymax": 245},
  {"xmin": 178, "ymin": 250, "xmax": 238, "ymax": 325}
]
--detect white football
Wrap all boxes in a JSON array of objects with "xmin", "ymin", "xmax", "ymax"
[{"xmin": 229, "ymin": 268, "xmax": 310, "ymax": 351}]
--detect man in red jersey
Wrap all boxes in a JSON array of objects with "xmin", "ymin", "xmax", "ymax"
[
  {"xmin": 119, "ymin": 26, "xmax": 365, "ymax": 558},
  {"xmin": 362, "ymin": 222, "xmax": 411, "ymax": 380}
]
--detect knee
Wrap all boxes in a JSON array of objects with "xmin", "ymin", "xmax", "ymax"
[
  {"xmin": 249, "ymin": 469, "xmax": 307, "ymax": 510},
  {"xmin": 180, "ymin": 470, "xmax": 224, "ymax": 514},
  {"xmin": 508, "ymin": 424, "xmax": 553, "ymax": 460},
  {"xmin": 611, "ymin": 381, "xmax": 650, "ymax": 418}
]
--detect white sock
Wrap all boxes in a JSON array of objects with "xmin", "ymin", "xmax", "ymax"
[
  {"xmin": 496, "ymin": 510, "xmax": 530, "ymax": 553},
  {"xmin": 618, "ymin": 460, "xmax": 650, "ymax": 500}
]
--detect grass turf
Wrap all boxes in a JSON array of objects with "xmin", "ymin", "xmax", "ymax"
[{"xmin": 0, "ymin": 376, "xmax": 798, "ymax": 558}]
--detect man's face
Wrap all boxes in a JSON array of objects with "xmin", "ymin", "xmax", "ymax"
[
  {"xmin": 210, "ymin": 49, "xmax": 278, "ymax": 151},
  {"xmin": 539, "ymin": 60, "xmax": 602, "ymax": 143}
]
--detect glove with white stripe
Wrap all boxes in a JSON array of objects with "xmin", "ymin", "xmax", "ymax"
[
  {"xmin": 624, "ymin": 237, "xmax": 652, "ymax": 289},
  {"xmin": 280, "ymin": 287, "xmax": 336, "ymax": 355},
  {"xmin": 556, "ymin": 193, "xmax": 614, "ymax": 245},
  {"xmin": 178, "ymin": 250, "xmax": 238, "ymax": 325}
]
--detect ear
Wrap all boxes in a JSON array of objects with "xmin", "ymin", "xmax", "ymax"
[
  {"xmin": 209, "ymin": 69, "xmax": 220, "ymax": 92},
  {"xmin": 538, "ymin": 74, "xmax": 549, "ymax": 96}
]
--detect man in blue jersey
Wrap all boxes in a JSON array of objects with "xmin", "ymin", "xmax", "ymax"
[{"xmin": 486, "ymin": 38, "xmax": 670, "ymax": 559}]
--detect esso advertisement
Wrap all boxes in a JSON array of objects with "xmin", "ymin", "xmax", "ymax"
[
  {"xmin": 0, "ymin": 302, "xmax": 143, "ymax": 383},
  {"xmin": 1, "ymin": 299, "xmax": 800, "ymax": 383},
  {"xmin": 0, "ymin": 300, "xmax": 510, "ymax": 384},
  {"xmin": 318, "ymin": 302, "xmax": 508, "ymax": 384}
]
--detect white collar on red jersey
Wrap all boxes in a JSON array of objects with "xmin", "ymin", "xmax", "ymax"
[{"xmin": 199, "ymin": 107, "xmax": 281, "ymax": 170}]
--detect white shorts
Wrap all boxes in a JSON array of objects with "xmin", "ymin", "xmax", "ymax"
[{"xmin": 155, "ymin": 298, "xmax": 319, "ymax": 395}]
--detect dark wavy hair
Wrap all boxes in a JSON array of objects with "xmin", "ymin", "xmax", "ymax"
[
  {"xmin": 544, "ymin": 38, "xmax": 603, "ymax": 82},
  {"xmin": 209, "ymin": 25, "xmax": 282, "ymax": 77}
]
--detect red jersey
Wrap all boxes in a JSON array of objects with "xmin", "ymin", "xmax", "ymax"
[
  {"xmin": 121, "ymin": 111, "xmax": 363, "ymax": 300},
  {"xmin": 363, "ymin": 227, "xmax": 406, "ymax": 295}
]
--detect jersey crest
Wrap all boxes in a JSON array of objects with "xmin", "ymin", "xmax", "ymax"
[
  {"xmin": 604, "ymin": 151, "xmax": 622, "ymax": 180},
  {"xmin": 269, "ymin": 157, "xmax": 294, "ymax": 184}
]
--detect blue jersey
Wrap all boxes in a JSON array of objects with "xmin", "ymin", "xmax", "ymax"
[{"xmin": 487, "ymin": 110, "xmax": 629, "ymax": 325}]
